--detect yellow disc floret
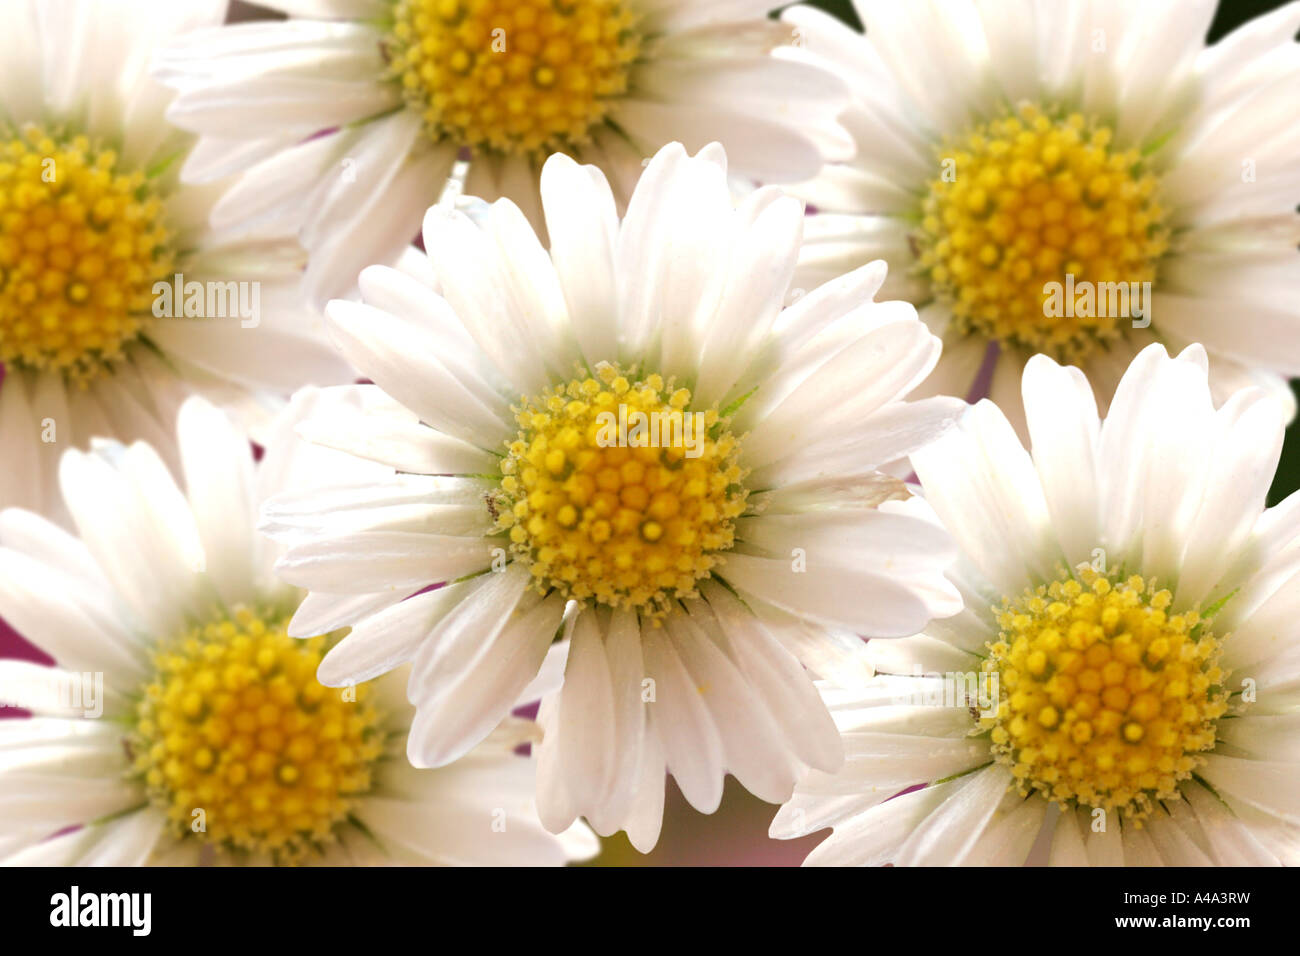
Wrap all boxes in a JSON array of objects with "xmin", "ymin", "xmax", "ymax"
[
  {"xmin": 388, "ymin": 0, "xmax": 641, "ymax": 155},
  {"xmin": 492, "ymin": 362, "xmax": 748, "ymax": 618},
  {"xmin": 981, "ymin": 565, "xmax": 1228, "ymax": 822},
  {"xmin": 915, "ymin": 104, "xmax": 1169, "ymax": 362},
  {"xmin": 0, "ymin": 124, "xmax": 173, "ymax": 382},
  {"xmin": 129, "ymin": 608, "xmax": 384, "ymax": 864}
]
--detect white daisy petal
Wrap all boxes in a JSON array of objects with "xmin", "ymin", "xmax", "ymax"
[
  {"xmin": 640, "ymin": 624, "xmax": 726, "ymax": 813},
  {"xmin": 2, "ymin": 810, "xmax": 167, "ymax": 867},
  {"xmin": 551, "ymin": 612, "xmax": 620, "ymax": 821},
  {"xmin": 316, "ymin": 583, "xmax": 473, "ymax": 687},
  {"xmin": 699, "ymin": 581, "xmax": 842, "ymax": 772},
  {"xmin": 421, "ymin": 205, "xmax": 570, "ymax": 395},
  {"xmin": 1048, "ymin": 807, "xmax": 1091, "ymax": 866},
  {"xmin": 667, "ymin": 610, "xmax": 800, "ymax": 803},
  {"xmin": 0, "ymin": 661, "xmax": 125, "ymax": 719},
  {"xmin": 405, "ymin": 568, "xmax": 563, "ymax": 768},
  {"xmin": 275, "ymin": 531, "xmax": 495, "ymax": 593},
  {"xmin": 912, "ymin": 400, "xmax": 1056, "ymax": 595},
  {"xmin": 325, "ymin": 299, "xmax": 512, "ymax": 449},
  {"xmin": 0, "ymin": 547, "xmax": 148, "ymax": 681},
  {"xmin": 797, "ymin": 781, "xmax": 956, "ymax": 867},
  {"xmin": 176, "ymin": 397, "xmax": 259, "ymax": 608},
  {"xmin": 0, "ymin": 720, "xmax": 141, "ymax": 831},
  {"xmin": 540, "ymin": 154, "xmax": 621, "ymax": 367},
  {"xmin": 1182, "ymin": 784, "xmax": 1285, "ymax": 866},
  {"xmin": 721, "ymin": 552, "xmax": 940, "ymax": 639},
  {"xmin": 1022, "ymin": 354, "xmax": 1102, "ymax": 566},
  {"xmin": 1200, "ymin": 755, "xmax": 1300, "ymax": 825},
  {"xmin": 893, "ymin": 763, "xmax": 1010, "ymax": 866}
]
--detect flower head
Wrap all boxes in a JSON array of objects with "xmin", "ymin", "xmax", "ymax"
[
  {"xmin": 154, "ymin": 0, "xmax": 853, "ymax": 301},
  {"xmin": 0, "ymin": 393, "xmax": 596, "ymax": 866},
  {"xmin": 263, "ymin": 141, "xmax": 966, "ymax": 851},
  {"xmin": 775, "ymin": 344, "xmax": 1300, "ymax": 866},
  {"xmin": 0, "ymin": 0, "xmax": 352, "ymax": 521},
  {"xmin": 786, "ymin": 0, "xmax": 1300, "ymax": 433}
]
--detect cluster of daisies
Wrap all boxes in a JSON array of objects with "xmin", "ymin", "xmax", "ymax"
[{"xmin": 0, "ymin": 0, "xmax": 1297, "ymax": 867}]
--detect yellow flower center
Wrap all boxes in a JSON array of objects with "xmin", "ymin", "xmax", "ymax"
[
  {"xmin": 492, "ymin": 363, "xmax": 748, "ymax": 618},
  {"xmin": 915, "ymin": 105, "xmax": 1169, "ymax": 362},
  {"xmin": 388, "ymin": 0, "xmax": 641, "ymax": 156},
  {"xmin": 130, "ymin": 608, "xmax": 385, "ymax": 864},
  {"xmin": 981, "ymin": 566, "xmax": 1228, "ymax": 822},
  {"xmin": 0, "ymin": 125, "xmax": 173, "ymax": 383}
]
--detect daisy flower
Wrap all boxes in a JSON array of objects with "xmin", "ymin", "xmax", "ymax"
[
  {"xmin": 260, "ymin": 140, "xmax": 966, "ymax": 851},
  {"xmin": 773, "ymin": 343, "xmax": 1300, "ymax": 866},
  {"xmin": 152, "ymin": 0, "xmax": 853, "ymax": 302},
  {"xmin": 0, "ymin": 392, "xmax": 597, "ymax": 866},
  {"xmin": 784, "ymin": 0, "xmax": 1300, "ymax": 433},
  {"xmin": 0, "ymin": 0, "xmax": 352, "ymax": 519}
]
